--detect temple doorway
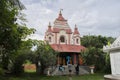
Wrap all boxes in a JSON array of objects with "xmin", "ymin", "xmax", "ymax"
[{"xmin": 58, "ymin": 52, "xmax": 80, "ymax": 65}]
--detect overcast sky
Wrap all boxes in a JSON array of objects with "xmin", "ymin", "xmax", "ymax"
[{"xmin": 21, "ymin": 0, "xmax": 120, "ymax": 40}]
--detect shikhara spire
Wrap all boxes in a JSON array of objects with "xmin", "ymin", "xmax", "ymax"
[
  {"xmin": 45, "ymin": 10, "xmax": 81, "ymax": 46},
  {"xmin": 57, "ymin": 9, "xmax": 65, "ymax": 21}
]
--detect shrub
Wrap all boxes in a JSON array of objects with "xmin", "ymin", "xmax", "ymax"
[
  {"xmin": 0, "ymin": 67, "xmax": 4, "ymax": 75},
  {"xmin": 11, "ymin": 54, "xmax": 25, "ymax": 75}
]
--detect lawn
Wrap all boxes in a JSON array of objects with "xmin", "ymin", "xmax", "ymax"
[{"xmin": 0, "ymin": 72, "xmax": 104, "ymax": 80}]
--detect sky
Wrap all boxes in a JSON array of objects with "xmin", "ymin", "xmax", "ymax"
[{"xmin": 20, "ymin": 0, "xmax": 120, "ymax": 40}]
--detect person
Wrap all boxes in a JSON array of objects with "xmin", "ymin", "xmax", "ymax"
[
  {"xmin": 75, "ymin": 64, "xmax": 79, "ymax": 75},
  {"xmin": 47, "ymin": 67, "xmax": 51, "ymax": 76},
  {"xmin": 66, "ymin": 56, "xmax": 71, "ymax": 65},
  {"xmin": 59, "ymin": 64, "xmax": 64, "ymax": 75},
  {"xmin": 68, "ymin": 64, "xmax": 72, "ymax": 80}
]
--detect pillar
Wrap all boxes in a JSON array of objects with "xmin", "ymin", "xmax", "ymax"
[
  {"xmin": 74, "ymin": 54, "xmax": 76, "ymax": 64},
  {"xmin": 59, "ymin": 57, "xmax": 62, "ymax": 65},
  {"xmin": 78, "ymin": 55, "xmax": 81, "ymax": 65},
  {"xmin": 63, "ymin": 57, "xmax": 65, "ymax": 65},
  {"xmin": 79, "ymin": 55, "xmax": 83, "ymax": 65},
  {"xmin": 57, "ymin": 56, "xmax": 59, "ymax": 65},
  {"xmin": 70, "ymin": 58, "xmax": 72, "ymax": 64}
]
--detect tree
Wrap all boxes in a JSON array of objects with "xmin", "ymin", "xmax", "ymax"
[
  {"xmin": 81, "ymin": 35, "xmax": 115, "ymax": 73},
  {"xmin": 35, "ymin": 41, "xmax": 58, "ymax": 74},
  {"xmin": 0, "ymin": 0, "xmax": 35, "ymax": 73},
  {"xmin": 7, "ymin": 0, "xmax": 25, "ymax": 9}
]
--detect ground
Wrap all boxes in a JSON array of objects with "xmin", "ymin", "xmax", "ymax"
[
  {"xmin": 0, "ymin": 72, "xmax": 104, "ymax": 80},
  {"xmin": 0, "ymin": 66, "xmax": 105, "ymax": 80}
]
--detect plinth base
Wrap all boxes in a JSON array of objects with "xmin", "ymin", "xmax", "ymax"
[{"xmin": 104, "ymin": 75, "xmax": 120, "ymax": 80}]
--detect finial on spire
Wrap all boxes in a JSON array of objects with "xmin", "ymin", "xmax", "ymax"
[
  {"xmin": 75, "ymin": 24, "xmax": 78, "ymax": 30},
  {"xmin": 59, "ymin": 9, "xmax": 63, "ymax": 15},
  {"xmin": 75, "ymin": 24, "xmax": 77, "ymax": 28},
  {"xmin": 48, "ymin": 22, "xmax": 51, "ymax": 27}
]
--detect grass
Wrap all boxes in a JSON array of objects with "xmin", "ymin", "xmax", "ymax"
[{"xmin": 0, "ymin": 72, "xmax": 104, "ymax": 80}]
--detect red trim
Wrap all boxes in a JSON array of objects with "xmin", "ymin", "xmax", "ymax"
[
  {"xmin": 50, "ymin": 44, "xmax": 85, "ymax": 52},
  {"xmin": 56, "ymin": 12, "xmax": 67, "ymax": 21},
  {"xmin": 52, "ymin": 28, "xmax": 60, "ymax": 33},
  {"xmin": 52, "ymin": 28, "xmax": 72, "ymax": 34}
]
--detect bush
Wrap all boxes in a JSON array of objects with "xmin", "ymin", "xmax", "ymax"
[
  {"xmin": 0, "ymin": 67, "xmax": 4, "ymax": 75},
  {"xmin": 81, "ymin": 47, "xmax": 111, "ymax": 73},
  {"xmin": 12, "ymin": 54, "xmax": 25, "ymax": 75}
]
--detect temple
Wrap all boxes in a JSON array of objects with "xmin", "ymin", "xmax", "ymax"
[{"xmin": 44, "ymin": 10, "xmax": 85, "ymax": 66}]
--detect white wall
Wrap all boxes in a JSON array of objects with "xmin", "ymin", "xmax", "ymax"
[{"xmin": 110, "ymin": 51, "xmax": 120, "ymax": 75}]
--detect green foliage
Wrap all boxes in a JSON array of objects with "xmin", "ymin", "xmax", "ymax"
[
  {"xmin": 12, "ymin": 52, "xmax": 36, "ymax": 75},
  {"xmin": 81, "ymin": 35, "xmax": 108, "ymax": 48},
  {"xmin": 36, "ymin": 41, "xmax": 58, "ymax": 66},
  {"xmin": 24, "ymin": 60, "xmax": 32, "ymax": 64},
  {"xmin": 35, "ymin": 41, "xmax": 58, "ymax": 74},
  {"xmin": 12, "ymin": 54, "xmax": 25, "ymax": 75},
  {"xmin": 10, "ymin": 39, "xmax": 39, "ymax": 75},
  {"xmin": 0, "ymin": 0, "xmax": 35, "ymax": 73},
  {"xmin": 81, "ymin": 47, "xmax": 97, "ymax": 65},
  {"xmin": 81, "ymin": 35, "xmax": 114, "ymax": 73},
  {"xmin": 0, "ymin": 67, "xmax": 5, "ymax": 75},
  {"xmin": 103, "ymin": 53, "xmax": 111, "ymax": 73}
]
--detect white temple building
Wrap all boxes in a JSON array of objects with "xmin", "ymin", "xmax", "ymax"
[{"xmin": 103, "ymin": 36, "xmax": 120, "ymax": 80}]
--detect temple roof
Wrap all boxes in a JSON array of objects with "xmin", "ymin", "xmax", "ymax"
[
  {"xmin": 52, "ymin": 27, "xmax": 72, "ymax": 34},
  {"xmin": 112, "ymin": 36, "xmax": 120, "ymax": 45},
  {"xmin": 103, "ymin": 36, "xmax": 120, "ymax": 52},
  {"xmin": 50, "ymin": 44, "xmax": 85, "ymax": 52}
]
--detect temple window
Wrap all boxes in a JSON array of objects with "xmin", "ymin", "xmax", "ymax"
[
  {"xmin": 76, "ymin": 38, "xmax": 79, "ymax": 44},
  {"xmin": 60, "ymin": 36, "xmax": 65, "ymax": 42},
  {"xmin": 49, "ymin": 37, "xmax": 51, "ymax": 42}
]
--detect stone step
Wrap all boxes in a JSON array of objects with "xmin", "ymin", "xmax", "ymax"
[{"xmin": 51, "ymin": 65, "xmax": 90, "ymax": 76}]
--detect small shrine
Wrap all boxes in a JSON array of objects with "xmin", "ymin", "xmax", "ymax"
[{"xmin": 103, "ymin": 36, "xmax": 120, "ymax": 80}]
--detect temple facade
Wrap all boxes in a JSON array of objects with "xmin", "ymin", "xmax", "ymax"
[{"xmin": 44, "ymin": 10, "xmax": 85, "ymax": 66}]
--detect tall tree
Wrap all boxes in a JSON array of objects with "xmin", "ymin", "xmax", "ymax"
[{"xmin": 0, "ymin": 0, "xmax": 35, "ymax": 71}]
